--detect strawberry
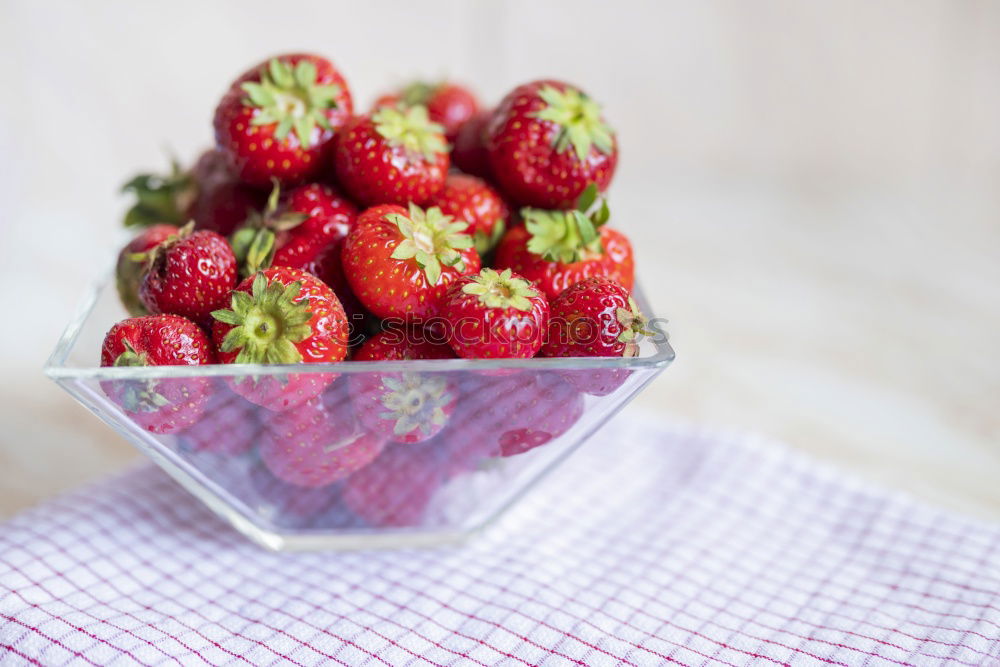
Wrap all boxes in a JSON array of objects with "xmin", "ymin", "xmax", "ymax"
[
  {"xmin": 340, "ymin": 203, "xmax": 480, "ymax": 321},
  {"xmin": 121, "ymin": 150, "xmax": 265, "ymax": 236},
  {"xmin": 440, "ymin": 268, "xmax": 549, "ymax": 359},
  {"xmin": 451, "ymin": 110, "xmax": 493, "ymax": 180},
  {"xmin": 115, "ymin": 224, "xmax": 179, "ymax": 316},
  {"xmin": 100, "ymin": 315, "xmax": 215, "ymax": 434},
  {"xmin": 493, "ymin": 185, "xmax": 634, "ymax": 300},
  {"xmin": 339, "ymin": 440, "xmax": 447, "ymax": 527},
  {"xmin": 332, "ymin": 106, "xmax": 449, "ymax": 206},
  {"xmin": 248, "ymin": 463, "xmax": 343, "ymax": 524},
  {"xmin": 299, "ymin": 239, "xmax": 368, "ymax": 345},
  {"xmin": 211, "ymin": 268, "xmax": 349, "ymax": 411},
  {"xmin": 542, "ymin": 276, "xmax": 649, "ymax": 358},
  {"xmin": 259, "ymin": 382, "xmax": 384, "ymax": 488},
  {"xmin": 213, "ymin": 54, "xmax": 353, "ymax": 187},
  {"xmin": 486, "ymin": 80, "xmax": 617, "ymax": 208},
  {"xmin": 427, "ymin": 173, "xmax": 508, "ymax": 255},
  {"xmin": 230, "ymin": 182, "xmax": 357, "ymax": 277},
  {"xmin": 349, "ymin": 330, "xmax": 456, "ymax": 444},
  {"xmin": 179, "ymin": 382, "xmax": 259, "ymax": 456},
  {"xmin": 441, "ymin": 371, "xmax": 584, "ymax": 469},
  {"xmin": 373, "ymin": 81, "xmax": 479, "ymax": 143},
  {"xmin": 138, "ymin": 224, "xmax": 238, "ymax": 327}
]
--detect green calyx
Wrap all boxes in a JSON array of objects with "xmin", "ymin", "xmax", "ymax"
[
  {"xmin": 522, "ymin": 183, "xmax": 611, "ymax": 263},
  {"xmin": 530, "ymin": 85, "xmax": 615, "ymax": 162},
  {"xmin": 462, "ymin": 268, "xmax": 538, "ymax": 311},
  {"xmin": 241, "ymin": 58, "xmax": 342, "ymax": 149},
  {"xmin": 387, "ymin": 203, "xmax": 474, "ymax": 285},
  {"xmin": 399, "ymin": 81, "xmax": 438, "ymax": 106},
  {"xmin": 113, "ymin": 342, "xmax": 171, "ymax": 412},
  {"xmin": 121, "ymin": 159, "xmax": 195, "ymax": 228},
  {"xmin": 211, "ymin": 272, "xmax": 314, "ymax": 364},
  {"xmin": 616, "ymin": 296, "xmax": 651, "ymax": 357},
  {"xmin": 473, "ymin": 217, "xmax": 506, "ymax": 257},
  {"xmin": 130, "ymin": 221, "xmax": 195, "ymax": 270},
  {"xmin": 230, "ymin": 181, "xmax": 307, "ymax": 277},
  {"xmin": 379, "ymin": 372, "xmax": 451, "ymax": 437},
  {"xmin": 372, "ymin": 105, "xmax": 447, "ymax": 160},
  {"xmin": 113, "ymin": 340, "xmax": 147, "ymax": 367}
]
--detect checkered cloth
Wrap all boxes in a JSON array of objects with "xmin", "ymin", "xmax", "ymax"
[{"xmin": 2, "ymin": 413, "xmax": 999, "ymax": 666}]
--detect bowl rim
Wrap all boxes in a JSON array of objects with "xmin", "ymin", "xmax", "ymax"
[{"xmin": 45, "ymin": 272, "xmax": 675, "ymax": 380}]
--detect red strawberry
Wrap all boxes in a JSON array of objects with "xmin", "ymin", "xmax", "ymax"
[
  {"xmin": 120, "ymin": 151, "xmax": 265, "ymax": 236},
  {"xmin": 299, "ymin": 239, "xmax": 368, "ymax": 345},
  {"xmin": 100, "ymin": 315, "xmax": 215, "ymax": 434},
  {"xmin": 542, "ymin": 276, "xmax": 649, "ymax": 358},
  {"xmin": 332, "ymin": 106, "xmax": 449, "ymax": 206},
  {"xmin": 486, "ymin": 80, "xmax": 617, "ymax": 208},
  {"xmin": 349, "ymin": 330, "xmax": 456, "ymax": 443},
  {"xmin": 259, "ymin": 383, "xmax": 384, "ymax": 488},
  {"xmin": 427, "ymin": 173, "xmax": 509, "ymax": 255},
  {"xmin": 372, "ymin": 81, "xmax": 479, "ymax": 143},
  {"xmin": 442, "ymin": 371, "xmax": 584, "ymax": 469},
  {"xmin": 138, "ymin": 224, "xmax": 238, "ymax": 327},
  {"xmin": 230, "ymin": 182, "xmax": 357, "ymax": 277},
  {"xmin": 339, "ymin": 440, "xmax": 447, "ymax": 527},
  {"xmin": 248, "ymin": 463, "xmax": 343, "ymax": 524},
  {"xmin": 441, "ymin": 268, "xmax": 549, "ymax": 359},
  {"xmin": 115, "ymin": 224, "xmax": 179, "ymax": 316},
  {"xmin": 214, "ymin": 54, "xmax": 353, "ymax": 187},
  {"xmin": 451, "ymin": 110, "xmax": 493, "ymax": 179},
  {"xmin": 493, "ymin": 186, "xmax": 633, "ymax": 300},
  {"xmin": 341, "ymin": 203, "xmax": 480, "ymax": 321},
  {"xmin": 179, "ymin": 382, "xmax": 259, "ymax": 456},
  {"xmin": 211, "ymin": 267, "xmax": 349, "ymax": 411}
]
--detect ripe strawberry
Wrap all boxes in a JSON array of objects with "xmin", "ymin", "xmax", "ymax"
[
  {"xmin": 493, "ymin": 185, "xmax": 633, "ymax": 300},
  {"xmin": 138, "ymin": 224, "xmax": 238, "ymax": 327},
  {"xmin": 248, "ymin": 463, "xmax": 343, "ymax": 524},
  {"xmin": 372, "ymin": 81, "xmax": 479, "ymax": 143},
  {"xmin": 339, "ymin": 440, "xmax": 448, "ymax": 527},
  {"xmin": 115, "ymin": 224, "xmax": 179, "ymax": 316},
  {"xmin": 451, "ymin": 110, "xmax": 493, "ymax": 179},
  {"xmin": 179, "ymin": 382, "xmax": 259, "ymax": 456},
  {"xmin": 440, "ymin": 268, "xmax": 549, "ymax": 359},
  {"xmin": 486, "ymin": 80, "xmax": 617, "ymax": 208},
  {"xmin": 341, "ymin": 203, "xmax": 480, "ymax": 321},
  {"xmin": 427, "ymin": 173, "xmax": 508, "ymax": 255},
  {"xmin": 100, "ymin": 315, "xmax": 215, "ymax": 434},
  {"xmin": 542, "ymin": 276, "xmax": 649, "ymax": 358},
  {"xmin": 230, "ymin": 182, "xmax": 357, "ymax": 277},
  {"xmin": 211, "ymin": 268, "xmax": 349, "ymax": 411},
  {"xmin": 121, "ymin": 150, "xmax": 265, "ymax": 236},
  {"xmin": 332, "ymin": 106, "xmax": 449, "ymax": 206},
  {"xmin": 349, "ymin": 330, "xmax": 456, "ymax": 444},
  {"xmin": 214, "ymin": 54, "xmax": 353, "ymax": 187},
  {"xmin": 442, "ymin": 371, "xmax": 584, "ymax": 470},
  {"xmin": 259, "ymin": 383, "xmax": 385, "ymax": 488},
  {"xmin": 299, "ymin": 239, "xmax": 368, "ymax": 345}
]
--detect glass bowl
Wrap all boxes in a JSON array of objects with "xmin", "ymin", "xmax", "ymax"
[{"xmin": 45, "ymin": 272, "xmax": 674, "ymax": 551}]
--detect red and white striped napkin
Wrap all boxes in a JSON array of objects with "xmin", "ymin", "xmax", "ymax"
[{"xmin": 2, "ymin": 413, "xmax": 998, "ymax": 666}]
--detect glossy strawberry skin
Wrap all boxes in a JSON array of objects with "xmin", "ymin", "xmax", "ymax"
[
  {"xmin": 440, "ymin": 273, "xmax": 549, "ymax": 359},
  {"xmin": 259, "ymin": 383, "xmax": 385, "ymax": 488},
  {"xmin": 187, "ymin": 149, "xmax": 266, "ymax": 236},
  {"xmin": 493, "ymin": 225, "xmax": 634, "ymax": 301},
  {"xmin": 427, "ymin": 174, "xmax": 508, "ymax": 253},
  {"xmin": 271, "ymin": 183, "xmax": 357, "ymax": 270},
  {"xmin": 139, "ymin": 230, "xmax": 238, "ymax": 327},
  {"xmin": 299, "ymin": 238, "xmax": 368, "ymax": 343},
  {"xmin": 373, "ymin": 83, "xmax": 479, "ymax": 143},
  {"xmin": 352, "ymin": 329, "xmax": 455, "ymax": 362},
  {"xmin": 115, "ymin": 224, "xmax": 179, "ymax": 317},
  {"xmin": 486, "ymin": 80, "xmax": 617, "ymax": 208},
  {"xmin": 339, "ymin": 439, "xmax": 447, "ymax": 527},
  {"xmin": 100, "ymin": 315, "xmax": 216, "ymax": 434},
  {"xmin": 340, "ymin": 205, "xmax": 481, "ymax": 321},
  {"xmin": 212, "ymin": 267, "xmax": 349, "ymax": 411},
  {"xmin": 332, "ymin": 115, "xmax": 449, "ymax": 207},
  {"xmin": 214, "ymin": 53, "xmax": 353, "ymax": 187},
  {"xmin": 451, "ymin": 110, "xmax": 493, "ymax": 179},
  {"xmin": 542, "ymin": 276, "xmax": 639, "ymax": 358}
]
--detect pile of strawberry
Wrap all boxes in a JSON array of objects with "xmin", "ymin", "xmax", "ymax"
[{"xmin": 104, "ymin": 52, "xmax": 649, "ymax": 421}]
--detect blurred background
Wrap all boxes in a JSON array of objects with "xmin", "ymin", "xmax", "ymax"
[{"xmin": 1, "ymin": 0, "xmax": 998, "ymax": 518}]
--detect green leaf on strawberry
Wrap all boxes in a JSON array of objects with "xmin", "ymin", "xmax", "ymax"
[
  {"xmin": 387, "ymin": 203, "xmax": 474, "ymax": 286},
  {"xmin": 461, "ymin": 268, "xmax": 538, "ymax": 312},
  {"xmin": 373, "ymin": 105, "xmax": 447, "ymax": 161},
  {"xmin": 241, "ymin": 58, "xmax": 342, "ymax": 149},
  {"xmin": 531, "ymin": 85, "xmax": 615, "ymax": 161}
]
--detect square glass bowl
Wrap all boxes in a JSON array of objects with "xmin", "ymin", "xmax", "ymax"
[{"xmin": 45, "ymin": 273, "xmax": 674, "ymax": 551}]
